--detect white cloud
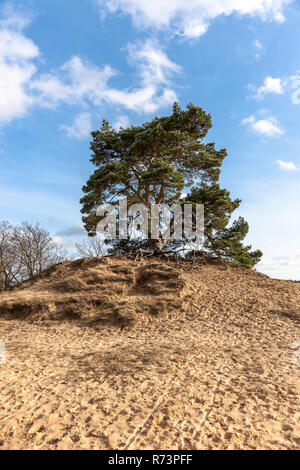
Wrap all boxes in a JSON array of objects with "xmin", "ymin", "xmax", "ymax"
[
  {"xmin": 31, "ymin": 41, "xmax": 180, "ymax": 113},
  {"xmin": 291, "ymin": 71, "xmax": 300, "ymax": 105},
  {"xmin": 253, "ymin": 118, "xmax": 283, "ymax": 136},
  {"xmin": 97, "ymin": 0, "xmax": 293, "ymax": 38},
  {"xmin": 0, "ymin": 2, "xmax": 32, "ymax": 30},
  {"xmin": 276, "ymin": 160, "xmax": 298, "ymax": 171},
  {"xmin": 253, "ymin": 39, "xmax": 263, "ymax": 59},
  {"xmin": 52, "ymin": 236, "xmax": 66, "ymax": 247},
  {"xmin": 251, "ymin": 76, "xmax": 285, "ymax": 99},
  {"xmin": 103, "ymin": 86, "xmax": 177, "ymax": 113},
  {"xmin": 113, "ymin": 115, "xmax": 130, "ymax": 129},
  {"xmin": 128, "ymin": 40, "xmax": 181, "ymax": 86},
  {"xmin": 258, "ymin": 253, "xmax": 300, "ymax": 280},
  {"xmin": 0, "ymin": 10, "xmax": 39, "ymax": 124},
  {"xmin": 0, "ymin": 10, "xmax": 180, "ymax": 130},
  {"xmin": 32, "ymin": 56, "xmax": 116, "ymax": 108},
  {"xmin": 61, "ymin": 112, "xmax": 92, "ymax": 140},
  {"xmin": 253, "ymin": 39, "xmax": 263, "ymax": 50},
  {"xmin": 242, "ymin": 114, "xmax": 284, "ymax": 137},
  {"xmin": 52, "ymin": 235, "xmax": 76, "ymax": 250}
]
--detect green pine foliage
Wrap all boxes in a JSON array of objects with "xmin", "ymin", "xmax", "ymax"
[{"xmin": 80, "ymin": 103, "xmax": 262, "ymax": 267}]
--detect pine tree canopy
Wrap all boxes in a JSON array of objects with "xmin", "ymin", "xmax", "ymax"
[{"xmin": 80, "ymin": 102, "xmax": 262, "ymax": 267}]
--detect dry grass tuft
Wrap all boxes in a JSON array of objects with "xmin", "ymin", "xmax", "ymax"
[{"xmin": 0, "ymin": 256, "xmax": 185, "ymax": 327}]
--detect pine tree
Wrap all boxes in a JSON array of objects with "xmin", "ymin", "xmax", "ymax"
[{"xmin": 80, "ymin": 103, "xmax": 262, "ymax": 267}]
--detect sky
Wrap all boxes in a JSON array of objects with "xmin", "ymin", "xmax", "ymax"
[{"xmin": 0, "ymin": 0, "xmax": 300, "ymax": 279}]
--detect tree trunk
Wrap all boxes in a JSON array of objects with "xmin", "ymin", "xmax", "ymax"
[{"xmin": 148, "ymin": 238, "xmax": 165, "ymax": 254}]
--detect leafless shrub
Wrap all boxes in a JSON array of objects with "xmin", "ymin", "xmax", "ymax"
[
  {"xmin": 0, "ymin": 221, "xmax": 67, "ymax": 289},
  {"xmin": 75, "ymin": 237, "xmax": 106, "ymax": 258},
  {"xmin": 0, "ymin": 221, "xmax": 22, "ymax": 290}
]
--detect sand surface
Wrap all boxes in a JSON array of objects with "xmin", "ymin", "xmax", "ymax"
[{"xmin": 0, "ymin": 259, "xmax": 299, "ymax": 449}]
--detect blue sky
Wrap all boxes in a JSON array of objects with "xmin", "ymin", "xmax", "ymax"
[{"xmin": 0, "ymin": 0, "xmax": 300, "ymax": 279}]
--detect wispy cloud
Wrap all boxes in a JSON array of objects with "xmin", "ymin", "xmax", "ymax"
[
  {"xmin": 258, "ymin": 253, "xmax": 300, "ymax": 279},
  {"xmin": 0, "ymin": 8, "xmax": 39, "ymax": 124},
  {"xmin": 31, "ymin": 56, "xmax": 116, "ymax": 108},
  {"xmin": 0, "ymin": 8, "xmax": 181, "ymax": 131},
  {"xmin": 253, "ymin": 39, "xmax": 263, "ymax": 50},
  {"xmin": 61, "ymin": 112, "xmax": 92, "ymax": 140},
  {"xmin": 276, "ymin": 160, "xmax": 298, "ymax": 171},
  {"xmin": 31, "ymin": 41, "xmax": 180, "ymax": 114},
  {"xmin": 127, "ymin": 39, "xmax": 181, "ymax": 85},
  {"xmin": 291, "ymin": 70, "xmax": 300, "ymax": 104},
  {"xmin": 253, "ymin": 39, "xmax": 263, "ymax": 59},
  {"xmin": 113, "ymin": 115, "xmax": 130, "ymax": 129},
  {"xmin": 249, "ymin": 76, "xmax": 285, "ymax": 100},
  {"xmin": 56, "ymin": 225, "xmax": 86, "ymax": 237},
  {"xmin": 97, "ymin": 0, "xmax": 293, "ymax": 38},
  {"xmin": 0, "ymin": 2, "xmax": 33, "ymax": 30},
  {"xmin": 242, "ymin": 114, "xmax": 284, "ymax": 137}
]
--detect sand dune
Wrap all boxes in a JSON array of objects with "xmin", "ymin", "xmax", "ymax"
[{"xmin": 0, "ymin": 257, "xmax": 299, "ymax": 449}]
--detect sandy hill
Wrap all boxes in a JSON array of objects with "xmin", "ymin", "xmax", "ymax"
[{"xmin": 0, "ymin": 256, "xmax": 299, "ymax": 450}]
